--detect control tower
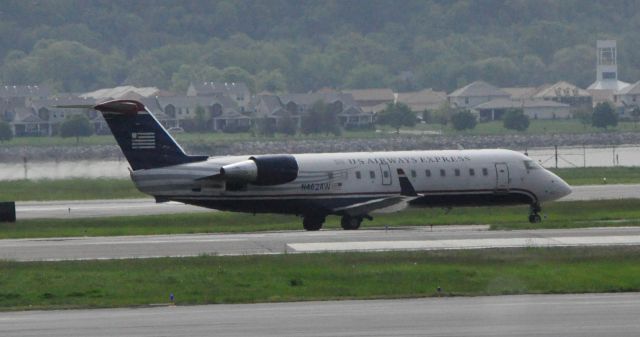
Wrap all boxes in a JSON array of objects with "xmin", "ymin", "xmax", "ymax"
[{"xmin": 588, "ymin": 40, "xmax": 629, "ymax": 91}]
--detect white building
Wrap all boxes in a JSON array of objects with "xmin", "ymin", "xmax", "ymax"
[{"xmin": 588, "ymin": 40, "xmax": 629, "ymax": 91}]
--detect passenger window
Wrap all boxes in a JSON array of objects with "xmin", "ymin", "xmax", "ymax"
[
  {"xmin": 454, "ymin": 169, "xmax": 460, "ymax": 176},
  {"xmin": 411, "ymin": 170, "xmax": 416, "ymax": 178},
  {"xmin": 482, "ymin": 168, "xmax": 488, "ymax": 176},
  {"xmin": 425, "ymin": 169, "xmax": 431, "ymax": 177},
  {"xmin": 355, "ymin": 171, "xmax": 361, "ymax": 179},
  {"xmin": 440, "ymin": 169, "xmax": 446, "ymax": 177},
  {"xmin": 370, "ymin": 171, "xmax": 375, "ymax": 179},
  {"xmin": 469, "ymin": 168, "xmax": 475, "ymax": 176},
  {"xmin": 383, "ymin": 171, "xmax": 389, "ymax": 178}
]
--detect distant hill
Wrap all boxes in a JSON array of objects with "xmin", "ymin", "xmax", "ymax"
[{"xmin": 1, "ymin": 0, "xmax": 638, "ymax": 93}]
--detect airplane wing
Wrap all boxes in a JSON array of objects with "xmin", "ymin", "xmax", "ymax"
[{"xmin": 333, "ymin": 168, "xmax": 422, "ymax": 216}]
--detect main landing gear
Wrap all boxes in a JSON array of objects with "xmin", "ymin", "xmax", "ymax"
[
  {"xmin": 302, "ymin": 214, "xmax": 369, "ymax": 231},
  {"xmin": 340, "ymin": 215, "xmax": 363, "ymax": 230},
  {"xmin": 303, "ymin": 215, "xmax": 325, "ymax": 231},
  {"xmin": 528, "ymin": 203, "xmax": 542, "ymax": 223}
]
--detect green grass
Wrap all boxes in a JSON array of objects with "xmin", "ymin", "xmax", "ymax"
[
  {"xmin": 0, "ymin": 178, "xmax": 145, "ymax": 201},
  {"xmin": 2, "ymin": 247, "xmax": 640, "ymax": 310},
  {"xmin": 2, "ymin": 166, "xmax": 639, "ymax": 202},
  {"xmin": 550, "ymin": 167, "xmax": 640, "ymax": 185},
  {"xmin": 3, "ymin": 199, "xmax": 640, "ymax": 239}
]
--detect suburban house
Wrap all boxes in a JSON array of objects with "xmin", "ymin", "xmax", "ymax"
[
  {"xmin": 279, "ymin": 92, "xmax": 373, "ymax": 128},
  {"xmin": 396, "ymin": 88, "xmax": 447, "ymax": 113},
  {"xmin": 343, "ymin": 88, "xmax": 395, "ymax": 114},
  {"xmin": 0, "ymin": 85, "xmax": 50, "ymax": 105},
  {"xmin": 252, "ymin": 94, "xmax": 300, "ymax": 129},
  {"xmin": 80, "ymin": 85, "xmax": 164, "ymax": 101},
  {"xmin": 448, "ymin": 81, "xmax": 510, "ymax": 109},
  {"xmin": 474, "ymin": 98, "xmax": 572, "ymax": 121},
  {"xmin": 187, "ymin": 82, "xmax": 251, "ymax": 112},
  {"xmin": 28, "ymin": 96, "xmax": 104, "ymax": 135},
  {"xmin": 614, "ymin": 81, "xmax": 640, "ymax": 107},
  {"xmin": 532, "ymin": 81, "xmax": 592, "ymax": 110},
  {"xmin": 252, "ymin": 91, "xmax": 373, "ymax": 129},
  {"xmin": 156, "ymin": 95, "xmax": 249, "ymax": 132}
]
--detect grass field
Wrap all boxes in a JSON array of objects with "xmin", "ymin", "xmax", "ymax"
[
  {"xmin": 1, "ymin": 166, "xmax": 638, "ymax": 201},
  {"xmin": 1, "ymin": 247, "xmax": 640, "ymax": 310},
  {"xmin": 0, "ymin": 178, "xmax": 146, "ymax": 201},
  {"xmin": 3, "ymin": 199, "xmax": 640, "ymax": 239}
]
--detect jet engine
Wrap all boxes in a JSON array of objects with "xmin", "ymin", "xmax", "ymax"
[{"xmin": 219, "ymin": 155, "xmax": 298, "ymax": 186}]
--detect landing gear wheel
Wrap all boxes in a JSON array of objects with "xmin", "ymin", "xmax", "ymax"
[
  {"xmin": 528, "ymin": 203, "xmax": 542, "ymax": 224},
  {"xmin": 303, "ymin": 216, "xmax": 325, "ymax": 231},
  {"xmin": 528, "ymin": 214, "xmax": 542, "ymax": 223},
  {"xmin": 340, "ymin": 215, "xmax": 362, "ymax": 230}
]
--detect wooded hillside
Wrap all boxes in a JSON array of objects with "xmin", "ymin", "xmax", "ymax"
[{"xmin": 1, "ymin": 0, "xmax": 638, "ymax": 93}]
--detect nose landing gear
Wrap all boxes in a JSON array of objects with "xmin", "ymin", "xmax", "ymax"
[{"xmin": 529, "ymin": 203, "xmax": 542, "ymax": 223}]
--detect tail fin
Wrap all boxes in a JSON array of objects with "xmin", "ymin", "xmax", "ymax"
[{"xmin": 95, "ymin": 100, "xmax": 207, "ymax": 170}]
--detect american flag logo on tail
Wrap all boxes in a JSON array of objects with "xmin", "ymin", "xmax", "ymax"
[{"xmin": 131, "ymin": 132, "xmax": 156, "ymax": 149}]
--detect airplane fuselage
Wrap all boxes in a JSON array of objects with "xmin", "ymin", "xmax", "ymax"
[{"xmin": 131, "ymin": 149, "xmax": 571, "ymax": 217}]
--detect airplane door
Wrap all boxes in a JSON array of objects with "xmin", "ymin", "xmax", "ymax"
[
  {"xmin": 380, "ymin": 163, "xmax": 392, "ymax": 185},
  {"xmin": 495, "ymin": 163, "xmax": 509, "ymax": 190}
]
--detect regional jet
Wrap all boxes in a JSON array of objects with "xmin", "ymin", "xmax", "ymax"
[{"xmin": 79, "ymin": 100, "xmax": 572, "ymax": 230}]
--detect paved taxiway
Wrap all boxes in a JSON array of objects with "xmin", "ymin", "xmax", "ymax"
[
  {"xmin": 14, "ymin": 184, "xmax": 640, "ymax": 220},
  {"xmin": 2, "ymin": 293, "xmax": 640, "ymax": 337},
  {"xmin": 3, "ymin": 226, "xmax": 640, "ymax": 261}
]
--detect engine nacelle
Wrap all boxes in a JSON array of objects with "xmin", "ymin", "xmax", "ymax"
[{"xmin": 219, "ymin": 155, "xmax": 298, "ymax": 186}]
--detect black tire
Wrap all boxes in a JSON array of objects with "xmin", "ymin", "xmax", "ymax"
[
  {"xmin": 303, "ymin": 217, "xmax": 324, "ymax": 231},
  {"xmin": 340, "ymin": 216, "xmax": 362, "ymax": 230},
  {"xmin": 528, "ymin": 214, "xmax": 542, "ymax": 223}
]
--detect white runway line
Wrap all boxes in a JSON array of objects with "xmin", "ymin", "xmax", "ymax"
[{"xmin": 287, "ymin": 235, "xmax": 640, "ymax": 253}]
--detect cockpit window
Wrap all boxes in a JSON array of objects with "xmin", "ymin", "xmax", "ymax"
[{"xmin": 524, "ymin": 160, "xmax": 540, "ymax": 170}]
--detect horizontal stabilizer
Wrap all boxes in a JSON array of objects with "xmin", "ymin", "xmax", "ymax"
[{"xmin": 53, "ymin": 104, "xmax": 94, "ymax": 109}]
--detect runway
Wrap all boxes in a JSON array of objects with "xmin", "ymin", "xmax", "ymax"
[
  {"xmin": 2, "ymin": 293, "xmax": 640, "ymax": 336},
  {"xmin": 14, "ymin": 184, "xmax": 640, "ymax": 220},
  {"xmin": 3, "ymin": 226, "xmax": 640, "ymax": 261}
]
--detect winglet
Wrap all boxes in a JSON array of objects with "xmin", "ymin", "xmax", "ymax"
[{"xmin": 397, "ymin": 168, "xmax": 418, "ymax": 196}]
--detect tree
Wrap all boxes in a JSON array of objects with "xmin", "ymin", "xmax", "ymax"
[
  {"xmin": 592, "ymin": 102, "xmax": 618, "ymax": 129},
  {"xmin": 193, "ymin": 105, "xmax": 211, "ymax": 132},
  {"xmin": 277, "ymin": 111, "xmax": 297, "ymax": 136},
  {"xmin": 301, "ymin": 100, "xmax": 341, "ymax": 135},
  {"xmin": 450, "ymin": 110, "xmax": 477, "ymax": 131},
  {"xmin": 630, "ymin": 106, "xmax": 640, "ymax": 129},
  {"xmin": 503, "ymin": 109, "xmax": 530, "ymax": 131},
  {"xmin": 254, "ymin": 117, "xmax": 276, "ymax": 137},
  {"xmin": 59, "ymin": 114, "xmax": 93, "ymax": 143},
  {"xmin": 573, "ymin": 107, "xmax": 592, "ymax": 130},
  {"xmin": 376, "ymin": 102, "xmax": 416, "ymax": 134},
  {"xmin": 0, "ymin": 121, "xmax": 13, "ymax": 142}
]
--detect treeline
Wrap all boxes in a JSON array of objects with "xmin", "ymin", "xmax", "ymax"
[{"xmin": 1, "ymin": 0, "xmax": 640, "ymax": 93}]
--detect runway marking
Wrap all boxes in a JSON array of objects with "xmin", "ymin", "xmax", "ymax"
[{"xmin": 287, "ymin": 235, "xmax": 640, "ymax": 253}]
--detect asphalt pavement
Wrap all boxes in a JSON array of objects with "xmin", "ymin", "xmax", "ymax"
[
  {"xmin": 2, "ymin": 293, "xmax": 640, "ymax": 337},
  {"xmin": 4, "ymin": 226, "xmax": 640, "ymax": 261}
]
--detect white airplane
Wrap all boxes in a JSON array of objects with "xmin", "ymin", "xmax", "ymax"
[{"xmin": 88, "ymin": 100, "xmax": 572, "ymax": 231}]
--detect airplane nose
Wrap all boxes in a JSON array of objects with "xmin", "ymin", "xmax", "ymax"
[{"xmin": 558, "ymin": 179, "xmax": 572, "ymax": 198}]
